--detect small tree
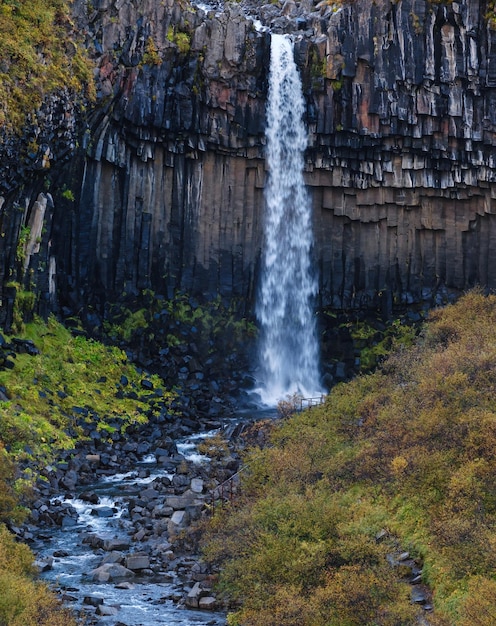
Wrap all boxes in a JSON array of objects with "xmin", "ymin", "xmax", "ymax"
[{"xmin": 277, "ymin": 393, "xmax": 303, "ymax": 418}]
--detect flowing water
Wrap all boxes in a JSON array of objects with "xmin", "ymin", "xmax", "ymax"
[
  {"xmin": 33, "ymin": 435, "xmax": 226, "ymax": 625},
  {"xmin": 256, "ymin": 33, "xmax": 322, "ymax": 406},
  {"xmin": 32, "ymin": 33, "xmax": 324, "ymax": 624}
]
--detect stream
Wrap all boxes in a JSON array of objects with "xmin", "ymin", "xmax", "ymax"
[{"xmin": 31, "ymin": 431, "xmax": 228, "ymax": 626}]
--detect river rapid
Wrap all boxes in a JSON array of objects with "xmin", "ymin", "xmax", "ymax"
[{"xmin": 30, "ymin": 430, "xmax": 232, "ymax": 626}]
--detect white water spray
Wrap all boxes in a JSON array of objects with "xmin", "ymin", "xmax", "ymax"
[{"xmin": 256, "ymin": 34, "xmax": 322, "ymax": 406}]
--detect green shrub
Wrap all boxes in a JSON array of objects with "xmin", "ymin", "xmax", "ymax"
[
  {"xmin": 0, "ymin": 315, "xmax": 175, "ymax": 464},
  {"xmin": 105, "ymin": 292, "xmax": 256, "ymax": 358},
  {"xmin": 142, "ymin": 36, "xmax": 162, "ymax": 65},
  {"xmin": 60, "ymin": 188, "xmax": 75, "ymax": 202},
  {"xmin": 203, "ymin": 290, "xmax": 496, "ymax": 625},
  {"xmin": 0, "ymin": 445, "xmax": 26, "ymax": 524},
  {"xmin": 166, "ymin": 25, "xmax": 191, "ymax": 54},
  {"xmin": 104, "ymin": 307, "xmax": 149, "ymax": 342}
]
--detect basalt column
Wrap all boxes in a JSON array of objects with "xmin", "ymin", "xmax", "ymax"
[
  {"xmin": 299, "ymin": 0, "xmax": 496, "ymax": 309},
  {"xmin": 6, "ymin": 0, "xmax": 496, "ymax": 324},
  {"xmin": 70, "ymin": 147, "xmax": 267, "ymax": 307}
]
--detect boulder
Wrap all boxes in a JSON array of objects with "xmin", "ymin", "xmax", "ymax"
[
  {"xmin": 103, "ymin": 538, "xmax": 131, "ymax": 551},
  {"xmin": 190, "ymin": 477, "xmax": 204, "ymax": 493},
  {"xmin": 125, "ymin": 554, "xmax": 151, "ymax": 571},
  {"xmin": 199, "ymin": 596, "xmax": 217, "ymax": 610},
  {"xmin": 136, "ymin": 441, "xmax": 151, "ymax": 455},
  {"xmin": 140, "ymin": 487, "xmax": 160, "ymax": 501},
  {"xmin": 79, "ymin": 491, "xmax": 99, "ymax": 504},
  {"xmin": 170, "ymin": 510, "xmax": 189, "ymax": 527},
  {"xmin": 151, "ymin": 504, "xmax": 174, "ymax": 518},
  {"xmin": 115, "ymin": 581, "xmax": 135, "ymax": 590},
  {"xmin": 411, "ymin": 587, "xmax": 428, "ymax": 605},
  {"xmin": 185, "ymin": 504, "xmax": 203, "ymax": 521},
  {"xmin": 85, "ymin": 454, "xmax": 100, "ymax": 464},
  {"xmin": 61, "ymin": 514, "xmax": 78, "ymax": 527},
  {"xmin": 133, "ymin": 528, "xmax": 147, "ymax": 542},
  {"xmin": 83, "ymin": 595, "xmax": 104, "ymax": 607},
  {"xmin": 53, "ymin": 549, "xmax": 69, "ymax": 558},
  {"xmin": 82, "ymin": 533, "xmax": 104, "ymax": 548},
  {"xmin": 91, "ymin": 506, "xmax": 116, "ymax": 517},
  {"xmin": 191, "ymin": 561, "xmax": 208, "ymax": 582},
  {"xmin": 91, "ymin": 563, "xmax": 135, "ymax": 582},
  {"xmin": 34, "ymin": 557, "xmax": 53, "ymax": 572},
  {"xmin": 165, "ymin": 492, "xmax": 198, "ymax": 510},
  {"xmin": 60, "ymin": 469, "xmax": 78, "ymax": 490},
  {"xmin": 101, "ymin": 551, "xmax": 124, "ymax": 564},
  {"xmin": 185, "ymin": 582, "xmax": 204, "ymax": 609},
  {"xmin": 96, "ymin": 604, "xmax": 119, "ymax": 616}
]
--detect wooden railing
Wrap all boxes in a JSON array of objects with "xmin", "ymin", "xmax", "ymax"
[
  {"xmin": 207, "ymin": 395, "xmax": 326, "ymax": 511},
  {"xmin": 208, "ymin": 466, "xmax": 246, "ymax": 510},
  {"xmin": 297, "ymin": 395, "xmax": 326, "ymax": 411}
]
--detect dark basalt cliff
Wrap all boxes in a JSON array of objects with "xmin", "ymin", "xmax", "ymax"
[
  {"xmin": 1, "ymin": 0, "xmax": 496, "ymax": 326},
  {"xmin": 308, "ymin": 0, "xmax": 496, "ymax": 310}
]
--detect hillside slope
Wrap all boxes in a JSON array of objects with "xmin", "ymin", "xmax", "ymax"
[
  {"xmin": 204, "ymin": 290, "xmax": 496, "ymax": 626},
  {"xmin": 0, "ymin": 315, "xmax": 174, "ymax": 625}
]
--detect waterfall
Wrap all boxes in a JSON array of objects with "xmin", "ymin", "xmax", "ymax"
[{"xmin": 256, "ymin": 33, "xmax": 322, "ymax": 406}]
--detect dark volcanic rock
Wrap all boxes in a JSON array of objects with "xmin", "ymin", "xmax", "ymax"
[{"xmin": 2, "ymin": 0, "xmax": 496, "ymax": 329}]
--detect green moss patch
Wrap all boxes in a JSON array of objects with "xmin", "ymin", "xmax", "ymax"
[
  {"xmin": 0, "ymin": 0, "xmax": 93, "ymax": 134},
  {"xmin": 0, "ymin": 315, "xmax": 175, "ymax": 463}
]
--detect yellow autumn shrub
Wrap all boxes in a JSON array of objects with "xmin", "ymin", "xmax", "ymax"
[
  {"xmin": 203, "ymin": 290, "xmax": 496, "ymax": 625},
  {"xmin": 0, "ymin": 524, "xmax": 77, "ymax": 626}
]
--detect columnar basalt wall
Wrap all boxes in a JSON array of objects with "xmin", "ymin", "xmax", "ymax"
[
  {"xmin": 70, "ymin": 150, "xmax": 266, "ymax": 305},
  {"xmin": 50, "ymin": 0, "xmax": 269, "ymax": 313},
  {"xmin": 300, "ymin": 0, "xmax": 496, "ymax": 307},
  {"xmin": 64, "ymin": 0, "xmax": 496, "ymax": 313},
  {"xmin": 2, "ymin": 0, "xmax": 496, "ymax": 322}
]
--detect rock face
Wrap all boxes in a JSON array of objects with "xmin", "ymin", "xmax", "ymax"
[
  {"xmin": 302, "ymin": 0, "xmax": 496, "ymax": 308},
  {"xmin": 61, "ymin": 0, "xmax": 269, "ymax": 313},
  {"xmin": 2, "ymin": 0, "xmax": 496, "ymax": 322}
]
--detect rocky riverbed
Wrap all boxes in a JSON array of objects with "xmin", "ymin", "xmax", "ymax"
[{"xmin": 11, "ymin": 404, "xmax": 256, "ymax": 625}]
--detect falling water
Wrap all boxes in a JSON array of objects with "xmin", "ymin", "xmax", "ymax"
[{"xmin": 256, "ymin": 33, "xmax": 322, "ymax": 406}]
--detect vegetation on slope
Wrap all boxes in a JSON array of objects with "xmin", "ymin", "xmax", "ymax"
[
  {"xmin": 0, "ymin": 523, "xmax": 77, "ymax": 626},
  {"xmin": 0, "ymin": 315, "xmax": 173, "ymax": 467},
  {"xmin": 0, "ymin": 0, "xmax": 93, "ymax": 133},
  {"xmin": 203, "ymin": 289, "xmax": 496, "ymax": 625},
  {"xmin": 0, "ymin": 315, "xmax": 175, "ymax": 625}
]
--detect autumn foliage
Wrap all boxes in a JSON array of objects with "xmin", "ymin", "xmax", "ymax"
[
  {"xmin": 0, "ymin": 524, "xmax": 77, "ymax": 626},
  {"xmin": 203, "ymin": 290, "xmax": 496, "ymax": 625}
]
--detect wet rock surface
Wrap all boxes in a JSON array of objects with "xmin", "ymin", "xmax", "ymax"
[
  {"xmin": 378, "ymin": 534, "xmax": 435, "ymax": 623},
  {"xmin": 14, "ymin": 407, "xmax": 248, "ymax": 625},
  {"xmin": 53, "ymin": 0, "xmax": 496, "ymax": 312},
  {"xmin": 0, "ymin": 332, "xmax": 40, "ymax": 375}
]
